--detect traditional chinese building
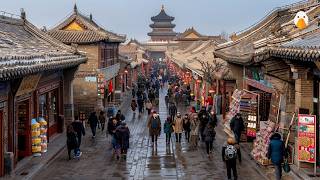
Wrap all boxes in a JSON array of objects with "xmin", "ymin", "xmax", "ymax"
[
  {"xmin": 213, "ymin": 0, "xmax": 320, "ymax": 169},
  {"xmin": 148, "ymin": 5, "xmax": 177, "ymax": 41},
  {"xmin": 0, "ymin": 10, "xmax": 87, "ymax": 175},
  {"xmin": 48, "ymin": 5, "xmax": 126, "ymax": 115}
]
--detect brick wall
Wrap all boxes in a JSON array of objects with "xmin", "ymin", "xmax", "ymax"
[
  {"xmin": 295, "ymin": 79, "xmax": 313, "ymax": 112},
  {"xmin": 74, "ymin": 44, "xmax": 99, "ymax": 113}
]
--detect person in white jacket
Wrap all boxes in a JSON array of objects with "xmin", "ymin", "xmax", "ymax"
[{"xmin": 173, "ymin": 112, "xmax": 183, "ymax": 143}]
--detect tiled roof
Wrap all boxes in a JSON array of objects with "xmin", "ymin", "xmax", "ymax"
[
  {"xmin": 0, "ymin": 14, "xmax": 87, "ymax": 80},
  {"xmin": 48, "ymin": 7, "xmax": 126, "ymax": 44},
  {"xmin": 151, "ymin": 7, "xmax": 174, "ymax": 22},
  {"xmin": 167, "ymin": 40, "xmax": 234, "ymax": 80},
  {"xmin": 214, "ymin": 1, "xmax": 320, "ymax": 65},
  {"xmin": 255, "ymin": 30, "xmax": 320, "ymax": 62}
]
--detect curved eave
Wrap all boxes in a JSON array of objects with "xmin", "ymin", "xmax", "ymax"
[
  {"xmin": 254, "ymin": 47, "xmax": 320, "ymax": 62},
  {"xmin": 0, "ymin": 56, "xmax": 87, "ymax": 81},
  {"xmin": 149, "ymin": 23, "xmax": 176, "ymax": 28},
  {"xmin": 213, "ymin": 51, "xmax": 253, "ymax": 65}
]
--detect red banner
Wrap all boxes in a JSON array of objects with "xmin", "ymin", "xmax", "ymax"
[{"xmin": 298, "ymin": 114, "xmax": 316, "ymax": 163}]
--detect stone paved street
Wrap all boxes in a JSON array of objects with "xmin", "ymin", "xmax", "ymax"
[{"xmin": 31, "ymin": 87, "xmax": 271, "ymax": 180}]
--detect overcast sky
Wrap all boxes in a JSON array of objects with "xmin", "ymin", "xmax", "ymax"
[{"xmin": 1, "ymin": 0, "xmax": 300, "ymax": 41}]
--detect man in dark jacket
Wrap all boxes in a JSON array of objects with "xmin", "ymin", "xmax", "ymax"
[
  {"xmin": 268, "ymin": 133, "xmax": 286, "ymax": 180},
  {"xmin": 230, "ymin": 113, "xmax": 245, "ymax": 144},
  {"xmin": 116, "ymin": 110, "xmax": 125, "ymax": 122},
  {"xmin": 168, "ymin": 102, "xmax": 177, "ymax": 121},
  {"xmin": 88, "ymin": 112, "xmax": 99, "ymax": 138},
  {"xmin": 222, "ymin": 137, "xmax": 240, "ymax": 180},
  {"xmin": 71, "ymin": 115, "xmax": 85, "ymax": 148},
  {"xmin": 198, "ymin": 106, "xmax": 209, "ymax": 141},
  {"xmin": 115, "ymin": 122, "xmax": 130, "ymax": 159}
]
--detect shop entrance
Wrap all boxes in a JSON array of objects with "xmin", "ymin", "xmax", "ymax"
[
  {"xmin": 248, "ymin": 86, "xmax": 272, "ymax": 122},
  {"xmin": 0, "ymin": 110, "xmax": 4, "ymax": 176},
  {"xmin": 39, "ymin": 89, "xmax": 60, "ymax": 139},
  {"xmin": 17, "ymin": 100, "xmax": 31, "ymax": 161}
]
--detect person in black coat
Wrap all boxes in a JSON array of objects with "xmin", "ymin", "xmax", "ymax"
[
  {"xmin": 198, "ymin": 106, "xmax": 209, "ymax": 141},
  {"xmin": 115, "ymin": 122, "xmax": 130, "ymax": 159},
  {"xmin": 88, "ymin": 112, "xmax": 99, "ymax": 138},
  {"xmin": 230, "ymin": 113, "xmax": 245, "ymax": 144},
  {"xmin": 71, "ymin": 115, "xmax": 85, "ymax": 148},
  {"xmin": 168, "ymin": 102, "xmax": 177, "ymax": 121},
  {"xmin": 66, "ymin": 124, "xmax": 80, "ymax": 160}
]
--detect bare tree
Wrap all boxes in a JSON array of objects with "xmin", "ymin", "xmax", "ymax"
[{"xmin": 197, "ymin": 59, "xmax": 230, "ymax": 84}]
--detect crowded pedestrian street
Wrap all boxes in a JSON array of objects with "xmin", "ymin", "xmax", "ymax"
[
  {"xmin": 23, "ymin": 85, "xmax": 271, "ymax": 180},
  {"xmin": 2, "ymin": 1, "xmax": 320, "ymax": 180}
]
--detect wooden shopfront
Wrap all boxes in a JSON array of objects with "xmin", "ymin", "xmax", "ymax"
[{"xmin": 36, "ymin": 71, "xmax": 64, "ymax": 139}]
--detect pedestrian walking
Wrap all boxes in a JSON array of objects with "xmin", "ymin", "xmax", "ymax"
[
  {"xmin": 208, "ymin": 111, "xmax": 218, "ymax": 128},
  {"xmin": 116, "ymin": 110, "xmax": 126, "ymax": 122},
  {"xmin": 190, "ymin": 115, "xmax": 200, "ymax": 149},
  {"xmin": 168, "ymin": 102, "xmax": 177, "ymax": 121},
  {"xmin": 164, "ymin": 116, "xmax": 173, "ymax": 145},
  {"xmin": 131, "ymin": 99, "xmax": 137, "ymax": 113},
  {"xmin": 267, "ymin": 132, "xmax": 286, "ymax": 180},
  {"xmin": 183, "ymin": 114, "xmax": 191, "ymax": 142},
  {"xmin": 88, "ymin": 112, "xmax": 99, "ymax": 138},
  {"xmin": 99, "ymin": 111, "xmax": 106, "ymax": 132},
  {"xmin": 173, "ymin": 112, "xmax": 183, "ymax": 143},
  {"xmin": 71, "ymin": 115, "xmax": 85, "ymax": 149},
  {"xmin": 165, "ymin": 95, "xmax": 169, "ymax": 108},
  {"xmin": 198, "ymin": 106, "xmax": 209, "ymax": 142},
  {"xmin": 66, "ymin": 124, "xmax": 81, "ymax": 160},
  {"xmin": 147, "ymin": 111, "xmax": 161, "ymax": 146},
  {"xmin": 146, "ymin": 100, "xmax": 153, "ymax": 115},
  {"xmin": 222, "ymin": 137, "xmax": 239, "ymax": 180},
  {"xmin": 137, "ymin": 96, "xmax": 144, "ymax": 115},
  {"xmin": 203, "ymin": 123, "xmax": 216, "ymax": 157},
  {"xmin": 108, "ymin": 118, "xmax": 120, "ymax": 159},
  {"xmin": 132, "ymin": 86, "xmax": 136, "ymax": 98},
  {"xmin": 115, "ymin": 122, "xmax": 130, "ymax": 159},
  {"xmin": 230, "ymin": 113, "xmax": 245, "ymax": 144}
]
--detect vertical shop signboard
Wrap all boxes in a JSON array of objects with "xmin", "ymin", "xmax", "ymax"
[{"xmin": 298, "ymin": 114, "xmax": 316, "ymax": 165}]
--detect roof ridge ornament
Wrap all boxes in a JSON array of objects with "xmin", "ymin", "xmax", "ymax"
[
  {"xmin": 74, "ymin": 3, "xmax": 78, "ymax": 14},
  {"xmin": 20, "ymin": 8, "xmax": 26, "ymax": 20},
  {"xmin": 161, "ymin": 5, "xmax": 164, "ymax": 11}
]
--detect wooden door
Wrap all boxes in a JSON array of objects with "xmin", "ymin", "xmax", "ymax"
[
  {"xmin": 0, "ymin": 110, "xmax": 4, "ymax": 176},
  {"xmin": 17, "ymin": 100, "xmax": 31, "ymax": 160}
]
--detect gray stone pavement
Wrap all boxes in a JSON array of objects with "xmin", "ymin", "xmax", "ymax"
[{"xmin": 29, "ymin": 86, "xmax": 271, "ymax": 180}]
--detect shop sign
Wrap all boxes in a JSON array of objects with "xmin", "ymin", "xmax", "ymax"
[
  {"xmin": 298, "ymin": 114, "xmax": 316, "ymax": 163},
  {"xmin": 85, "ymin": 76, "xmax": 97, "ymax": 82},
  {"xmin": 16, "ymin": 74, "xmax": 41, "ymax": 97}
]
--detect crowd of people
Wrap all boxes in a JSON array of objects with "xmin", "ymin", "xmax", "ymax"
[{"xmin": 65, "ymin": 65, "xmax": 288, "ymax": 180}]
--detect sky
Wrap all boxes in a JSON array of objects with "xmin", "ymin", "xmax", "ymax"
[{"xmin": 0, "ymin": 0, "xmax": 300, "ymax": 41}]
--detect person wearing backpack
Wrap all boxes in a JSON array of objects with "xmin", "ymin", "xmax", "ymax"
[
  {"xmin": 222, "ymin": 137, "xmax": 240, "ymax": 180},
  {"xmin": 148, "ymin": 111, "xmax": 161, "ymax": 146},
  {"xmin": 204, "ymin": 123, "xmax": 216, "ymax": 157},
  {"xmin": 173, "ymin": 112, "xmax": 183, "ymax": 143},
  {"xmin": 267, "ymin": 132, "xmax": 286, "ymax": 180}
]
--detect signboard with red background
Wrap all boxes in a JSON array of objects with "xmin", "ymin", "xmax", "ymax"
[{"xmin": 298, "ymin": 114, "xmax": 316, "ymax": 163}]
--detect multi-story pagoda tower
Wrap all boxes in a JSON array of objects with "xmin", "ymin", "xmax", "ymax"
[{"xmin": 148, "ymin": 5, "xmax": 177, "ymax": 41}]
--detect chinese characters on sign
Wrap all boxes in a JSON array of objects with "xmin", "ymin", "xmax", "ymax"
[{"xmin": 298, "ymin": 115, "xmax": 316, "ymax": 163}]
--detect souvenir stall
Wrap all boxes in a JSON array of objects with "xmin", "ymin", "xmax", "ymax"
[
  {"xmin": 251, "ymin": 92, "xmax": 281, "ymax": 165},
  {"xmin": 224, "ymin": 89, "xmax": 259, "ymax": 141}
]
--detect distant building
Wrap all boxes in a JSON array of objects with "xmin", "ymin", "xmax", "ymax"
[
  {"xmin": 148, "ymin": 5, "xmax": 177, "ymax": 41},
  {"xmin": 48, "ymin": 4, "xmax": 126, "ymax": 115}
]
